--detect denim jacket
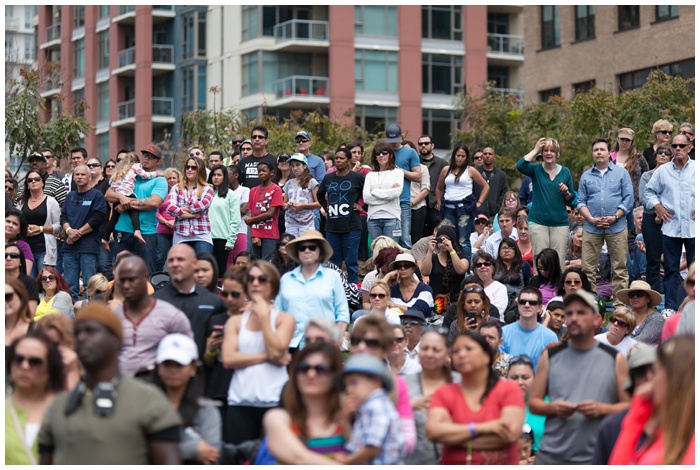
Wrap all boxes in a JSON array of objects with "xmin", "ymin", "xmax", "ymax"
[{"xmin": 576, "ymin": 162, "xmax": 633, "ymax": 235}]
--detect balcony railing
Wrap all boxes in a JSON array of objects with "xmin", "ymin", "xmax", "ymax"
[
  {"xmin": 118, "ymin": 99, "xmax": 135, "ymax": 120},
  {"xmin": 118, "ymin": 5, "xmax": 135, "ymax": 15},
  {"xmin": 273, "ymin": 19, "xmax": 329, "ymax": 43},
  {"xmin": 5, "ymin": 17, "xmax": 20, "ymax": 30},
  {"xmin": 274, "ymin": 75, "xmax": 329, "ymax": 100},
  {"xmin": 152, "ymin": 45, "xmax": 173, "ymax": 64},
  {"xmin": 45, "ymin": 23, "xmax": 61, "ymax": 42},
  {"xmin": 117, "ymin": 46, "xmax": 135, "ymax": 68},
  {"xmin": 152, "ymin": 97, "xmax": 174, "ymax": 116},
  {"xmin": 487, "ymin": 33, "xmax": 524, "ymax": 56},
  {"xmin": 492, "ymin": 87, "xmax": 524, "ymax": 102},
  {"xmin": 153, "ymin": 5, "xmax": 174, "ymax": 11}
]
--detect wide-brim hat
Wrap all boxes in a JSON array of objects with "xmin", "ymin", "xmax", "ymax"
[
  {"xmin": 616, "ymin": 280, "xmax": 662, "ymax": 307},
  {"xmin": 388, "ymin": 251, "xmax": 418, "ymax": 272},
  {"xmin": 285, "ymin": 230, "xmax": 333, "ymax": 264}
]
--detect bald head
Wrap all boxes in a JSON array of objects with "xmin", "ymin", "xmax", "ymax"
[
  {"xmin": 117, "ymin": 256, "xmax": 150, "ymax": 304},
  {"xmin": 167, "ymin": 243, "xmax": 197, "ymax": 285}
]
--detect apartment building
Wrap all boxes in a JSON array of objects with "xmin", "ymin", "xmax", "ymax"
[
  {"xmin": 5, "ymin": 5, "xmax": 38, "ymax": 81},
  {"xmin": 523, "ymin": 5, "xmax": 695, "ymax": 103}
]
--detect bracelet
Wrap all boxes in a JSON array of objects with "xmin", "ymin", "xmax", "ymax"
[
  {"xmin": 65, "ymin": 228, "xmax": 71, "ymax": 235},
  {"xmin": 449, "ymin": 250, "xmax": 457, "ymax": 256},
  {"xmin": 468, "ymin": 422, "xmax": 477, "ymax": 438},
  {"xmin": 40, "ymin": 226, "xmax": 43, "ymax": 234},
  {"xmin": 205, "ymin": 349, "xmax": 218, "ymax": 357}
]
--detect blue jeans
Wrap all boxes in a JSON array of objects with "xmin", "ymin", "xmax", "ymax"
[
  {"xmin": 55, "ymin": 242, "xmax": 64, "ymax": 275},
  {"xmin": 367, "ymin": 217, "xmax": 401, "ymax": 244},
  {"xmin": 313, "ymin": 208, "xmax": 321, "ymax": 231},
  {"xmin": 641, "ymin": 212, "xmax": 663, "ymax": 293},
  {"xmin": 115, "ymin": 231, "xmax": 158, "ymax": 274},
  {"xmin": 29, "ymin": 252, "xmax": 46, "ymax": 278},
  {"xmin": 662, "ymin": 235, "xmax": 695, "ymax": 311},
  {"xmin": 180, "ymin": 240, "xmax": 214, "ymax": 255},
  {"xmin": 326, "ymin": 229, "xmax": 361, "ymax": 284},
  {"xmin": 98, "ymin": 241, "xmax": 116, "ymax": 281},
  {"xmin": 627, "ymin": 233, "xmax": 647, "ymax": 282},
  {"xmin": 399, "ymin": 200, "xmax": 412, "ymax": 249},
  {"xmin": 63, "ymin": 252, "xmax": 97, "ymax": 302},
  {"xmin": 251, "ymin": 238, "xmax": 277, "ymax": 261},
  {"xmin": 443, "ymin": 205, "xmax": 475, "ymax": 259},
  {"xmin": 155, "ymin": 233, "xmax": 173, "ymax": 272}
]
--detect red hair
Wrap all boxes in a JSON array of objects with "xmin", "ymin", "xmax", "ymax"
[{"xmin": 36, "ymin": 267, "xmax": 71, "ymax": 296}]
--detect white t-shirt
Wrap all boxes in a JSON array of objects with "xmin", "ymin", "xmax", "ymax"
[
  {"xmin": 232, "ymin": 185, "xmax": 250, "ymax": 235},
  {"xmin": 595, "ymin": 332, "xmax": 637, "ymax": 356},
  {"xmin": 484, "ymin": 280, "xmax": 509, "ymax": 321}
]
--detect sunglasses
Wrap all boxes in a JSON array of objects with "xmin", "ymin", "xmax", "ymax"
[
  {"xmin": 609, "ymin": 317, "xmax": 629, "ymax": 328},
  {"xmin": 658, "ymin": 130, "xmax": 672, "ymax": 135},
  {"xmin": 395, "ymin": 263, "xmax": 414, "ymax": 270},
  {"xmin": 375, "ymin": 150, "xmax": 390, "ymax": 156},
  {"xmin": 13, "ymin": 354, "xmax": 45, "ymax": 369},
  {"xmin": 297, "ymin": 244, "xmax": 319, "ymax": 253},
  {"xmin": 6, "ymin": 292, "xmax": 15, "ymax": 302},
  {"xmin": 251, "ymin": 135, "xmax": 266, "ymax": 140},
  {"xmin": 463, "ymin": 286, "xmax": 484, "ymax": 293},
  {"xmin": 679, "ymin": 130, "xmax": 694, "ymax": 136},
  {"xmin": 40, "ymin": 274, "xmax": 57, "ymax": 282},
  {"xmin": 232, "ymin": 140, "xmax": 243, "ymax": 145},
  {"xmin": 87, "ymin": 163, "xmax": 101, "ymax": 168},
  {"xmin": 627, "ymin": 291, "xmax": 647, "ymax": 299},
  {"xmin": 509, "ymin": 354, "xmax": 534, "ymax": 366},
  {"xmin": 566, "ymin": 208, "xmax": 572, "ymax": 214},
  {"xmin": 537, "ymin": 265, "xmax": 548, "ymax": 272},
  {"xmin": 656, "ymin": 150, "xmax": 672, "ymax": 157},
  {"xmin": 417, "ymin": 142, "xmax": 431, "ymax": 146},
  {"xmin": 394, "ymin": 336, "xmax": 406, "ymax": 343},
  {"xmin": 349, "ymin": 337, "xmax": 382, "ymax": 348},
  {"xmin": 185, "ymin": 165, "xmax": 198, "ymax": 171},
  {"xmin": 5, "ymin": 252, "xmax": 20, "ymax": 259},
  {"xmin": 473, "ymin": 155, "xmax": 483, "ymax": 159},
  {"xmin": 565, "ymin": 279, "xmax": 582, "ymax": 285},
  {"xmin": 518, "ymin": 299, "xmax": 539, "ymax": 306},
  {"xmin": 671, "ymin": 144, "xmax": 687, "ymax": 149},
  {"xmin": 296, "ymin": 138, "xmax": 310, "ymax": 144},
  {"xmin": 189, "ymin": 151, "xmax": 202, "ymax": 157},
  {"xmin": 370, "ymin": 293, "xmax": 387, "ymax": 299},
  {"xmin": 105, "ymin": 164, "xmax": 116, "ymax": 169},
  {"xmin": 279, "ymin": 241, "xmax": 288, "ymax": 246},
  {"xmin": 474, "ymin": 219, "xmax": 486, "ymax": 224},
  {"xmin": 27, "ymin": 177, "xmax": 43, "ymax": 183},
  {"xmin": 142, "ymin": 153, "xmax": 160, "ymax": 160},
  {"xmin": 505, "ymin": 197, "xmax": 517, "ymax": 202},
  {"xmin": 222, "ymin": 290, "xmax": 242, "ymax": 299},
  {"xmin": 5, "ymin": 185, "xmax": 13, "ymax": 191},
  {"xmin": 474, "ymin": 262, "xmax": 492, "ymax": 268},
  {"xmin": 116, "ymin": 158, "xmax": 124, "ymax": 163},
  {"xmin": 400, "ymin": 319, "xmax": 424, "ymax": 326},
  {"xmin": 297, "ymin": 361, "xmax": 332, "ymax": 376},
  {"xmin": 247, "ymin": 274, "xmax": 269, "ymax": 284}
]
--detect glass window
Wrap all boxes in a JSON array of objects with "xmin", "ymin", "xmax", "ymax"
[
  {"xmin": 197, "ymin": 11, "xmax": 206, "ymax": 57},
  {"xmin": 182, "ymin": 66, "xmax": 195, "ymax": 113},
  {"xmin": 656, "ymin": 6, "xmax": 679, "ymax": 21},
  {"xmin": 575, "ymin": 6, "xmax": 595, "ymax": 41},
  {"xmin": 354, "ymin": 6, "xmax": 397, "ymax": 37},
  {"xmin": 5, "ymin": 6, "xmax": 13, "ymax": 17},
  {"xmin": 97, "ymin": 82, "xmax": 109, "ymax": 121},
  {"xmin": 618, "ymin": 6, "xmax": 639, "ymax": 31},
  {"xmin": 73, "ymin": 6, "xmax": 85, "ymax": 30},
  {"xmin": 573, "ymin": 80, "xmax": 596, "ymax": 95},
  {"xmin": 73, "ymin": 89, "xmax": 85, "ymax": 117},
  {"xmin": 422, "ymin": 6, "xmax": 462, "ymax": 40},
  {"xmin": 98, "ymin": 5, "xmax": 110, "ymax": 19},
  {"xmin": 241, "ymin": 52, "xmax": 259, "ymax": 96},
  {"xmin": 488, "ymin": 66, "xmax": 510, "ymax": 89},
  {"xmin": 97, "ymin": 31, "xmax": 109, "ymax": 70},
  {"xmin": 262, "ymin": 6, "xmax": 310, "ymax": 36},
  {"xmin": 422, "ymin": 109, "xmax": 459, "ymax": 149},
  {"xmin": 422, "ymin": 53, "xmax": 463, "ymax": 95},
  {"xmin": 618, "ymin": 59, "xmax": 694, "ymax": 92},
  {"xmin": 539, "ymin": 87, "xmax": 561, "ymax": 103},
  {"xmin": 355, "ymin": 50, "xmax": 398, "ymax": 92},
  {"xmin": 24, "ymin": 6, "xmax": 36, "ymax": 29},
  {"xmin": 541, "ymin": 6, "xmax": 560, "ymax": 49},
  {"xmin": 97, "ymin": 134, "xmax": 109, "ymax": 161},
  {"xmin": 183, "ymin": 13, "xmax": 194, "ymax": 59},
  {"xmin": 198, "ymin": 65, "xmax": 207, "ymax": 110},
  {"xmin": 73, "ymin": 39, "xmax": 85, "ymax": 78},
  {"xmin": 24, "ymin": 35, "xmax": 36, "ymax": 61},
  {"xmin": 355, "ymin": 106, "xmax": 397, "ymax": 134},
  {"xmin": 242, "ymin": 6, "xmax": 259, "ymax": 41}
]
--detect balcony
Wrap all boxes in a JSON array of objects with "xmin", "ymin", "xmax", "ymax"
[
  {"xmin": 113, "ymin": 46, "xmax": 136, "ymax": 76},
  {"xmin": 152, "ymin": 45, "xmax": 175, "ymax": 74},
  {"xmin": 487, "ymin": 33, "xmax": 524, "ymax": 65},
  {"xmin": 152, "ymin": 5, "xmax": 176, "ymax": 23},
  {"xmin": 274, "ymin": 75, "xmax": 330, "ymax": 107},
  {"xmin": 5, "ymin": 17, "xmax": 20, "ymax": 31},
  {"xmin": 153, "ymin": 97, "xmax": 175, "ymax": 124},
  {"xmin": 113, "ymin": 5, "xmax": 136, "ymax": 24},
  {"xmin": 40, "ymin": 24, "xmax": 61, "ymax": 50},
  {"xmin": 272, "ymin": 19, "xmax": 329, "ymax": 53},
  {"xmin": 113, "ymin": 99, "xmax": 136, "ymax": 127},
  {"xmin": 492, "ymin": 87, "xmax": 525, "ymax": 104},
  {"xmin": 40, "ymin": 75, "xmax": 61, "ymax": 98}
]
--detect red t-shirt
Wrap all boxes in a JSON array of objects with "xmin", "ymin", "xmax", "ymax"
[
  {"xmin": 249, "ymin": 183, "xmax": 284, "ymax": 239},
  {"xmin": 430, "ymin": 379, "xmax": 525, "ymax": 465}
]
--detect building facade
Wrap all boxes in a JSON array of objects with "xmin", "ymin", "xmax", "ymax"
[
  {"xmin": 207, "ymin": 5, "xmax": 524, "ymax": 152},
  {"xmin": 523, "ymin": 5, "xmax": 695, "ymax": 103},
  {"xmin": 5, "ymin": 5, "xmax": 38, "ymax": 82}
]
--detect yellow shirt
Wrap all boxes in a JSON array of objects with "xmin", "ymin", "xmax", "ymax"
[{"xmin": 33, "ymin": 296, "xmax": 60, "ymax": 322}]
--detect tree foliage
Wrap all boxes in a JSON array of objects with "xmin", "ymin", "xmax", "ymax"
[{"xmin": 453, "ymin": 70, "xmax": 695, "ymax": 183}]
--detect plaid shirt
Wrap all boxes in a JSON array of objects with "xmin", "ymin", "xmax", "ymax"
[
  {"xmin": 166, "ymin": 185, "xmax": 214, "ymax": 237},
  {"xmin": 346, "ymin": 388, "xmax": 405, "ymax": 464}
]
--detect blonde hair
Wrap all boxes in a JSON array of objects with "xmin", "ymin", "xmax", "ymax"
[
  {"xmin": 542, "ymin": 137, "xmax": 561, "ymax": 156},
  {"xmin": 610, "ymin": 307, "xmax": 637, "ymax": 333},
  {"xmin": 651, "ymin": 119, "xmax": 673, "ymax": 135},
  {"xmin": 86, "ymin": 273, "xmax": 109, "ymax": 299},
  {"xmin": 162, "ymin": 167, "xmax": 182, "ymax": 185},
  {"xmin": 111, "ymin": 152, "xmax": 141, "ymax": 182},
  {"xmin": 370, "ymin": 236, "xmax": 402, "ymax": 260}
]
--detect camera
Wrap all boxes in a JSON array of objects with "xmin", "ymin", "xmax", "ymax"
[{"xmin": 437, "ymin": 237, "xmax": 445, "ymax": 244}]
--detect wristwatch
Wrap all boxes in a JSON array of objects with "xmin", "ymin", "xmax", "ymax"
[{"xmin": 614, "ymin": 214, "xmax": 619, "ymax": 222}]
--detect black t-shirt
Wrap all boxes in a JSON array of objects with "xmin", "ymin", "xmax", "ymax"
[
  {"xmin": 21, "ymin": 197, "xmax": 47, "ymax": 253},
  {"xmin": 428, "ymin": 252, "xmax": 469, "ymax": 303},
  {"xmin": 237, "ymin": 153, "xmax": 277, "ymax": 188},
  {"xmin": 18, "ymin": 273, "xmax": 40, "ymax": 302},
  {"xmin": 203, "ymin": 312, "xmax": 233, "ymax": 401},
  {"xmin": 317, "ymin": 171, "xmax": 365, "ymax": 233}
]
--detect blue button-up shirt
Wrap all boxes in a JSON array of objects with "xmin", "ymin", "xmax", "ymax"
[
  {"xmin": 275, "ymin": 265, "xmax": 350, "ymax": 348},
  {"xmin": 643, "ymin": 159, "xmax": 695, "ymax": 239},
  {"xmin": 576, "ymin": 162, "xmax": 633, "ymax": 235}
]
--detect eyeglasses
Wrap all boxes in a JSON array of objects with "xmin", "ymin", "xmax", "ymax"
[
  {"xmin": 295, "ymin": 138, "xmax": 310, "ymax": 144},
  {"xmin": 505, "ymin": 197, "xmax": 517, "ymax": 202},
  {"xmin": 142, "ymin": 154, "xmax": 160, "ymax": 160},
  {"xmin": 671, "ymin": 144, "xmax": 688, "ymax": 149},
  {"xmin": 296, "ymin": 361, "xmax": 332, "ymax": 376},
  {"xmin": 370, "ymin": 293, "xmax": 387, "ymax": 299},
  {"xmin": 247, "ymin": 274, "xmax": 270, "ymax": 285},
  {"xmin": 656, "ymin": 150, "xmax": 672, "ymax": 157},
  {"xmin": 395, "ymin": 263, "xmax": 414, "ymax": 270},
  {"xmin": 5, "ymin": 252, "xmax": 20, "ymax": 259},
  {"xmin": 463, "ymin": 286, "xmax": 484, "ymax": 293},
  {"xmin": 87, "ymin": 163, "xmax": 101, "ymax": 168},
  {"xmin": 251, "ymin": 135, "xmax": 266, "ymax": 140},
  {"xmin": 658, "ymin": 130, "xmax": 672, "ymax": 135},
  {"xmin": 518, "ymin": 299, "xmax": 540, "ymax": 306},
  {"xmin": 222, "ymin": 290, "xmax": 242, "ymax": 299},
  {"xmin": 400, "ymin": 319, "xmax": 425, "ymax": 326},
  {"xmin": 13, "ymin": 354, "xmax": 45, "ymax": 369},
  {"xmin": 297, "ymin": 244, "xmax": 319, "ymax": 253},
  {"xmin": 394, "ymin": 336, "xmax": 406, "ymax": 343},
  {"xmin": 189, "ymin": 151, "xmax": 202, "ymax": 157},
  {"xmin": 5, "ymin": 292, "xmax": 15, "ymax": 302},
  {"xmin": 417, "ymin": 142, "xmax": 431, "ymax": 146},
  {"xmin": 375, "ymin": 150, "xmax": 390, "ymax": 156},
  {"xmin": 499, "ymin": 245, "xmax": 515, "ymax": 251},
  {"xmin": 185, "ymin": 165, "xmax": 198, "ymax": 171},
  {"xmin": 349, "ymin": 337, "xmax": 382, "ymax": 348},
  {"xmin": 609, "ymin": 317, "xmax": 629, "ymax": 328},
  {"xmin": 680, "ymin": 130, "xmax": 694, "ymax": 136},
  {"xmin": 26, "ymin": 177, "xmax": 42, "ymax": 183},
  {"xmin": 40, "ymin": 274, "xmax": 57, "ymax": 282},
  {"xmin": 474, "ymin": 262, "xmax": 492, "ymax": 268},
  {"xmin": 627, "ymin": 291, "xmax": 647, "ymax": 299},
  {"xmin": 564, "ymin": 279, "xmax": 582, "ymax": 285}
]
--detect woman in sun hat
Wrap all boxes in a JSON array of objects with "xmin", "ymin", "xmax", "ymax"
[
  {"xmin": 384, "ymin": 252, "xmax": 434, "ymax": 320},
  {"xmin": 616, "ymin": 280, "xmax": 664, "ymax": 346}
]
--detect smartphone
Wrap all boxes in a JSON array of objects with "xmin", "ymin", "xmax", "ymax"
[
  {"xmin": 466, "ymin": 311, "xmax": 477, "ymax": 322},
  {"xmin": 212, "ymin": 325, "xmax": 224, "ymax": 337}
]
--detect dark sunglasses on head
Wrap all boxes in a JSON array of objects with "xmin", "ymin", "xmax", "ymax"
[
  {"xmin": 658, "ymin": 130, "xmax": 672, "ymax": 135},
  {"xmin": 349, "ymin": 337, "xmax": 382, "ymax": 348},
  {"xmin": 40, "ymin": 274, "xmax": 57, "ymax": 282},
  {"xmin": 26, "ymin": 177, "xmax": 42, "ymax": 183},
  {"xmin": 13, "ymin": 354, "xmax": 45, "ymax": 369},
  {"xmin": 222, "ymin": 290, "xmax": 242, "ymax": 299},
  {"xmin": 509, "ymin": 354, "xmax": 534, "ymax": 366},
  {"xmin": 5, "ymin": 252, "xmax": 20, "ymax": 259},
  {"xmin": 297, "ymin": 244, "xmax": 319, "ymax": 253},
  {"xmin": 609, "ymin": 317, "xmax": 628, "ymax": 328},
  {"xmin": 671, "ymin": 143, "xmax": 688, "ymax": 149},
  {"xmin": 247, "ymin": 274, "xmax": 269, "ymax": 284},
  {"xmin": 518, "ymin": 299, "xmax": 539, "ymax": 306},
  {"xmin": 463, "ymin": 285, "xmax": 484, "ymax": 293},
  {"xmin": 370, "ymin": 293, "xmax": 387, "ymax": 299},
  {"xmin": 296, "ymin": 361, "xmax": 332, "ymax": 375}
]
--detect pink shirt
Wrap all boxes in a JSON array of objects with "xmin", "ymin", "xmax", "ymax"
[{"xmin": 111, "ymin": 163, "xmax": 159, "ymax": 196}]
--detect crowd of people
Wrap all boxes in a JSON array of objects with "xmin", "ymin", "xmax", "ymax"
[{"xmin": 4, "ymin": 120, "xmax": 695, "ymax": 465}]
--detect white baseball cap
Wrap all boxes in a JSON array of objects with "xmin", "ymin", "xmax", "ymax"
[{"xmin": 156, "ymin": 333, "xmax": 198, "ymax": 365}]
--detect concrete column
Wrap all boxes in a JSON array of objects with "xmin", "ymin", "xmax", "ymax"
[
  {"xmin": 84, "ymin": 6, "xmax": 98, "ymax": 157},
  {"xmin": 464, "ymin": 6, "xmax": 488, "ymax": 95},
  {"xmin": 134, "ymin": 5, "xmax": 153, "ymax": 147},
  {"xmin": 328, "ymin": 6, "xmax": 355, "ymax": 127}
]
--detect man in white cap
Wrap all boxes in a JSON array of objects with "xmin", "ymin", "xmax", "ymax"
[
  {"xmin": 295, "ymin": 131, "xmax": 326, "ymax": 229},
  {"xmin": 385, "ymin": 123, "xmax": 421, "ymax": 249}
]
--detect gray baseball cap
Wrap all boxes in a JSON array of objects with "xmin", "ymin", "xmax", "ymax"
[{"xmin": 341, "ymin": 354, "xmax": 392, "ymax": 391}]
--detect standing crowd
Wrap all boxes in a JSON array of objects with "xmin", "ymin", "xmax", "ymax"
[{"xmin": 4, "ymin": 120, "xmax": 695, "ymax": 465}]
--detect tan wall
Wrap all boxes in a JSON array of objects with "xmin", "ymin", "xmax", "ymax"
[{"xmin": 523, "ymin": 5, "xmax": 695, "ymax": 103}]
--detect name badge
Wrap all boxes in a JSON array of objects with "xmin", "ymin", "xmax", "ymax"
[{"xmin": 82, "ymin": 200, "xmax": 92, "ymax": 206}]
